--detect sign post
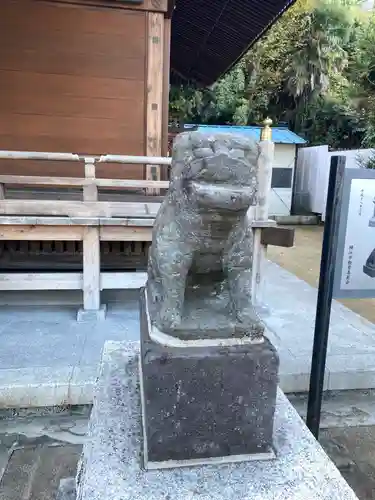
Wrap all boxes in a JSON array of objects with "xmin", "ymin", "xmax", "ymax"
[
  {"xmin": 307, "ymin": 160, "xmax": 375, "ymax": 438},
  {"xmin": 306, "ymin": 156, "xmax": 346, "ymax": 438}
]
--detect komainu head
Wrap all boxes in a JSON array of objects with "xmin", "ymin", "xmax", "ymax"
[{"xmin": 168, "ymin": 132, "xmax": 260, "ymax": 213}]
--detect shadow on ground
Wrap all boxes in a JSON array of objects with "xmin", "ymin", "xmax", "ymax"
[{"xmin": 320, "ymin": 427, "xmax": 375, "ymax": 500}]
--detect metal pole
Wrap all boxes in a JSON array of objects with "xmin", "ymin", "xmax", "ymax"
[{"xmin": 306, "ymin": 155, "xmax": 346, "ymax": 438}]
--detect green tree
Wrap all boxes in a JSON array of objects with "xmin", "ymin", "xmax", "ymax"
[{"xmin": 169, "ymin": 0, "xmax": 375, "ymax": 149}]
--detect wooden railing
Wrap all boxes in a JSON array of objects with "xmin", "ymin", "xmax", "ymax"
[
  {"xmin": 0, "ymin": 144, "xmax": 292, "ymax": 319},
  {"xmin": 0, "ymin": 151, "xmax": 171, "ymax": 319}
]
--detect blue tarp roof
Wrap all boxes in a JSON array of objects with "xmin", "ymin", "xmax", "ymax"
[{"xmin": 184, "ymin": 124, "xmax": 307, "ymax": 145}]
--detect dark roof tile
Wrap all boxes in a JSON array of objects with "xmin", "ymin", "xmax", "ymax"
[{"xmin": 171, "ymin": 0, "xmax": 296, "ymax": 85}]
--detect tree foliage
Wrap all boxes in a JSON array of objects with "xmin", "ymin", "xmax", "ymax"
[{"xmin": 169, "ymin": 0, "xmax": 375, "ymax": 149}]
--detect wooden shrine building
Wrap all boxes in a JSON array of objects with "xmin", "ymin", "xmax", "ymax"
[{"xmin": 0, "ymin": 0, "xmax": 296, "ymax": 312}]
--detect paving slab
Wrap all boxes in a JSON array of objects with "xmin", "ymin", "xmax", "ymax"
[
  {"xmin": 0, "ymin": 262, "xmax": 375, "ymax": 407},
  {"xmin": 0, "ymin": 410, "xmax": 88, "ymax": 499},
  {"xmin": 0, "ymin": 442, "xmax": 82, "ymax": 500},
  {"xmin": 320, "ymin": 426, "xmax": 375, "ymax": 500},
  {"xmin": 262, "ymin": 262, "xmax": 375, "ymax": 392}
]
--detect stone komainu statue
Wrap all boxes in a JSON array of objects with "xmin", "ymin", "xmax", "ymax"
[{"xmin": 147, "ymin": 131, "xmax": 264, "ymax": 340}]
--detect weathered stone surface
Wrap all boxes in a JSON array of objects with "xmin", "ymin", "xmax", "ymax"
[
  {"xmin": 140, "ymin": 290, "xmax": 279, "ymax": 465},
  {"xmin": 57, "ymin": 478, "xmax": 76, "ymax": 500},
  {"xmin": 147, "ymin": 131, "xmax": 264, "ymax": 341},
  {"xmin": 76, "ymin": 341, "xmax": 359, "ymax": 500},
  {"xmin": 0, "ymin": 440, "xmax": 81, "ymax": 500}
]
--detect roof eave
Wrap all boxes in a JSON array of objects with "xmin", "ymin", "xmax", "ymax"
[{"xmin": 215, "ymin": 0, "xmax": 298, "ymax": 86}]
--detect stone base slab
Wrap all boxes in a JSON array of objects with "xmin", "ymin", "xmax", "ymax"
[
  {"xmin": 76, "ymin": 305, "xmax": 107, "ymax": 322},
  {"xmin": 75, "ymin": 340, "xmax": 358, "ymax": 500},
  {"xmin": 140, "ymin": 290, "xmax": 279, "ymax": 467}
]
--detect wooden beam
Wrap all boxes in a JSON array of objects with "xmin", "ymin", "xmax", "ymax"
[
  {"xmin": 0, "ymin": 216, "xmax": 100, "ymax": 226},
  {"xmin": 83, "ymin": 159, "xmax": 98, "ymax": 202},
  {"xmin": 0, "ymin": 273, "xmax": 82, "ymax": 291},
  {"xmin": 0, "ymin": 175, "xmax": 169, "ymax": 189},
  {"xmin": 162, "ymin": 17, "xmax": 172, "ymax": 162},
  {"xmin": 0, "ymin": 224, "xmax": 152, "ymax": 241},
  {"xmin": 146, "ymin": 12, "xmax": 164, "ymax": 194},
  {"xmin": 53, "ymin": 0, "xmax": 168, "ymax": 12},
  {"xmin": 99, "ymin": 217, "xmax": 155, "ymax": 226},
  {"xmin": 100, "ymin": 226, "xmax": 152, "ymax": 241},
  {"xmin": 0, "ymin": 200, "xmax": 161, "ymax": 218},
  {"xmin": 0, "ymin": 175, "xmax": 85, "ymax": 187},
  {"xmin": 143, "ymin": 0, "xmax": 168, "ymax": 12},
  {"xmin": 0, "ymin": 216, "xmax": 156, "ymax": 227},
  {"xmin": 261, "ymin": 227, "xmax": 295, "ymax": 248},
  {"xmin": 0, "ymin": 272, "xmax": 147, "ymax": 291},
  {"xmin": 101, "ymin": 272, "xmax": 147, "ymax": 289},
  {"xmin": 83, "ymin": 227, "xmax": 100, "ymax": 310},
  {"xmin": 166, "ymin": 0, "xmax": 176, "ymax": 18},
  {"xmin": 0, "ymin": 225, "xmax": 84, "ymax": 241}
]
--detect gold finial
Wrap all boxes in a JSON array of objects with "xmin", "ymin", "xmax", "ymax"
[{"xmin": 260, "ymin": 117, "xmax": 273, "ymax": 141}]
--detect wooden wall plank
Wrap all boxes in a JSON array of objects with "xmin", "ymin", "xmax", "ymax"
[
  {"xmin": 0, "ymin": 70, "xmax": 144, "ymax": 101},
  {"xmin": 0, "ymin": 1, "xmax": 159, "ymax": 32},
  {"xmin": 0, "ymin": 89, "xmax": 144, "ymax": 121},
  {"xmin": 0, "ymin": 49, "xmax": 145, "ymax": 81},
  {"xmin": 0, "ymin": 1, "xmax": 147, "ymax": 177},
  {"xmin": 0, "ymin": 159, "xmax": 145, "ymax": 181},
  {"xmin": 145, "ymin": 12, "xmax": 164, "ymax": 193},
  {"xmin": 0, "ymin": 115, "xmax": 144, "ymax": 145}
]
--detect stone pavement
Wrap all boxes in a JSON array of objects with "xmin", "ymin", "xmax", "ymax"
[
  {"xmin": 1, "ymin": 260, "xmax": 375, "ymax": 408},
  {"xmin": 268, "ymin": 225, "xmax": 375, "ymax": 323},
  {"xmin": 3, "ymin": 394, "xmax": 375, "ymax": 500},
  {"xmin": 4, "ymin": 398, "xmax": 375, "ymax": 499},
  {"xmin": 289, "ymin": 390, "xmax": 375, "ymax": 500},
  {"xmin": 0, "ymin": 407, "xmax": 88, "ymax": 500}
]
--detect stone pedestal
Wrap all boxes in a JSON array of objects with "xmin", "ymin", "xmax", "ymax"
[
  {"xmin": 140, "ymin": 290, "xmax": 279, "ymax": 468},
  {"xmin": 73, "ymin": 341, "xmax": 358, "ymax": 500}
]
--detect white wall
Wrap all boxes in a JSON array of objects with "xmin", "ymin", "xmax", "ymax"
[
  {"xmin": 294, "ymin": 146, "xmax": 374, "ymax": 220},
  {"xmin": 269, "ymin": 143, "xmax": 296, "ymax": 216},
  {"xmin": 273, "ymin": 143, "xmax": 296, "ymax": 169}
]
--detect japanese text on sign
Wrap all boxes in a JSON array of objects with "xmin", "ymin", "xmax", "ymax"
[
  {"xmin": 359, "ymin": 189, "xmax": 364, "ymax": 216},
  {"xmin": 345, "ymin": 245, "xmax": 354, "ymax": 285}
]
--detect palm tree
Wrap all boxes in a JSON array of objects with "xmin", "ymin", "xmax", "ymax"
[{"xmin": 284, "ymin": 0, "xmax": 357, "ymax": 128}]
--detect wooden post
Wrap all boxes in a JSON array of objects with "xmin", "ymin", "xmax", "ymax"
[
  {"xmin": 77, "ymin": 158, "xmax": 104, "ymax": 320},
  {"xmin": 83, "ymin": 157, "xmax": 98, "ymax": 202},
  {"xmin": 251, "ymin": 118, "xmax": 274, "ymax": 310},
  {"xmin": 82, "ymin": 226, "xmax": 101, "ymax": 311},
  {"xmin": 145, "ymin": 12, "xmax": 164, "ymax": 194},
  {"xmin": 161, "ymin": 16, "xmax": 171, "ymax": 180}
]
